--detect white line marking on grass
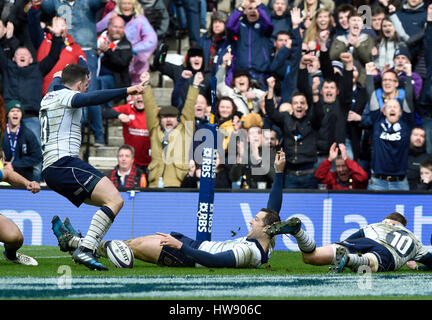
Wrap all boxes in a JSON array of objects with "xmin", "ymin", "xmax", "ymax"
[{"xmin": 1, "ymin": 274, "xmax": 432, "ymax": 299}]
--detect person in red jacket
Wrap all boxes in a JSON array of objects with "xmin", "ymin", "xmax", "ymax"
[
  {"xmin": 28, "ymin": 2, "xmax": 88, "ymax": 95},
  {"xmin": 113, "ymin": 94, "xmax": 151, "ymax": 174},
  {"xmin": 315, "ymin": 143, "xmax": 369, "ymax": 190}
]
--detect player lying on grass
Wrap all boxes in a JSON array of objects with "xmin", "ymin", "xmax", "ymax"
[
  {"xmin": 52, "ymin": 152, "xmax": 287, "ymax": 268},
  {"xmin": 0, "ymin": 151, "xmax": 40, "ymax": 266},
  {"xmin": 266, "ymin": 212, "xmax": 432, "ymax": 272}
]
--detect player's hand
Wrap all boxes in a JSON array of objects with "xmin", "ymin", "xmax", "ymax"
[
  {"xmin": 406, "ymin": 260, "xmax": 418, "ymax": 270},
  {"xmin": 328, "ymin": 142, "xmax": 338, "ymax": 162},
  {"xmin": 118, "ymin": 113, "xmax": 130, "ymax": 123},
  {"xmin": 127, "ymin": 84, "xmax": 146, "ymax": 95},
  {"xmin": 27, "ymin": 181, "xmax": 41, "ymax": 194},
  {"xmin": 274, "ymin": 149, "xmax": 286, "ymax": 173},
  {"xmin": 157, "ymin": 232, "xmax": 183, "ymax": 250},
  {"xmin": 31, "ymin": 0, "xmax": 43, "ymax": 6},
  {"xmin": 182, "ymin": 70, "xmax": 193, "ymax": 79},
  {"xmin": 193, "ymin": 72, "xmax": 204, "ymax": 86},
  {"xmin": 388, "ymin": 4, "xmax": 396, "ymax": 13}
]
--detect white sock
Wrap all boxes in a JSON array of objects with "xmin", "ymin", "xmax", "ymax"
[
  {"xmin": 81, "ymin": 209, "xmax": 113, "ymax": 252},
  {"xmin": 347, "ymin": 254, "xmax": 369, "ymax": 270},
  {"xmin": 293, "ymin": 229, "xmax": 316, "ymax": 253},
  {"xmin": 68, "ymin": 236, "xmax": 82, "ymax": 249}
]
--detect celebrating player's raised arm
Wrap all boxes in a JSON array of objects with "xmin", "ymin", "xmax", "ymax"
[{"xmin": 266, "ymin": 150, "xmax": 286, "ymax": 214}]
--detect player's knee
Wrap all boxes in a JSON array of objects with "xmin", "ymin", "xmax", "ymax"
[
  {"xmin": 107, "ymin": 194, "xmax": 124, "ymax": 215},
  {"xmin": 5, "ymin": 229, "xmax": 24, "ymax": 247},
  {"xmin": 301, "ymin": 253, "xmax": 316, "ymax": 265}
]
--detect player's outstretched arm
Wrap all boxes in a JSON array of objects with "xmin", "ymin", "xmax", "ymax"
[
  {"xmin": 266, "ymin": 150, "xmax": 286, "ymax": 214},
  {"xmin": 71, "ymin": 77, "xmax": 149, "ymax": 109},
  {"xmin": 157, "ymin": 232, "xmax": 237, "ymax": 268},
  {"xmin": 415, "ymin": 253, "xmax": 432, "ymax": 271},
  {"xmin": 2, "ymin": 168, "xmax": 40, "ymax": 193}
]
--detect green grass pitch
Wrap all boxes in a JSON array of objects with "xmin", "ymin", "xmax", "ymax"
[{"xmin": 1, "ymin": 245, "xmax": 432, "ymax": 300}]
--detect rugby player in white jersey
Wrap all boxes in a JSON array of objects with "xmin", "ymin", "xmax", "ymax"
[
  {"xmin": 53, "ymin": 151, "xmax": 287, "ymax": 268},
  {"xmin": 0, "ymin": 151, "xmax": 40, "ymax": 266},
  {"xmin": 42, "ymin": 64, "xmax": 147, "ymax": 270},
  {"xmin": 266, "ymin": 212, "xmax": 432, "ymax": 272}
]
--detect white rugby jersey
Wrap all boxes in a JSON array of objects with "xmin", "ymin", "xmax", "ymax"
[
  {"xmin": 362, "ymin": 222, "xmax": 429, "ymax": 271},
  {"xmin": 197, "ymin": 237, "xmax": 272, "ymax": 268},
  {"xmin": 39, "ymin": 88, "xmax": 81, "ymax": 171}
]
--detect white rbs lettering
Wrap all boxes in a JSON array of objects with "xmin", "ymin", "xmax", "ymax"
[{"xmin": 380, "ymin": 132, "xmax": 401, "ymax": 141}]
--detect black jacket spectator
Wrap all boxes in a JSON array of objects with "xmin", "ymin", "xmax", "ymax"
[
  {"xmin": 0, "ymin": 39, "xmax": 62, "ymax": 116},
  {"xmin": 2, "ymin": 123, "xmax": 42, "ymax": 181}
]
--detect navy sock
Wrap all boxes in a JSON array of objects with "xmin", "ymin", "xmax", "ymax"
[{"xmin": 4, "ymin": 245, "xmax": 17, "ymax": 260}]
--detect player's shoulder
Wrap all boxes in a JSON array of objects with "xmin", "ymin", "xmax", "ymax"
[{"xmin": 41, "ymin": 88, "xmax": 78, "ymax": 109}]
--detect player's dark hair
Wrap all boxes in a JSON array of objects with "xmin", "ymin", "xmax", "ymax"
[
  {"xmin": 61, "ymin": 64, "xmax": 89, "ymax": 86},
  {"xmin": 118, "ymin": 144, "xmax": 135, "ymax": 158},
  {"xmin": 261, "ymin": 208, "xmax": 281, "ymax": 229},
  {"xmin": 384, "ymin": 212, "xmax": 407, "ymax": 226}
]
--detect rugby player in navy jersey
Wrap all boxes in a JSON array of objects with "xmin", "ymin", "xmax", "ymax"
[
  {"xmin": 0, "ymin": 151, "xmax": 40, "ymax": 266},
  {"xmin": 43, "ymin": 64, "xmax": 148, "ymax": 270},
  {"xmin": 55, "ymin": 151, "xmax": 287, "ymax": 269},
  {"xmin": 267, "ymin": 212, "xmax": 432, "ymax": 272}
]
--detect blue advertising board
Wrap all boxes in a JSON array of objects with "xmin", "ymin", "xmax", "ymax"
[{"xmin": 1, "ymin": 188, "xmax": 431, "ymax": 252}]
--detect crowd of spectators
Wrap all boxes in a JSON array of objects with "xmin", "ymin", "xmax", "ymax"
[{"xmin": 1, "ymin": 0, "xmax": 432, "ymax": 192}]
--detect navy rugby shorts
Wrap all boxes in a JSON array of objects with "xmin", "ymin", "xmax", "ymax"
[
  {"xmin": 42, "ymin": 156, "xmax": 104, "ymax": 207},
  {"xmin": 337, "ymin": 237, "xmax": 396, "ymax": 272}
]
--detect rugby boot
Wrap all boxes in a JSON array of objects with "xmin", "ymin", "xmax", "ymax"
[
  {"xmin": 51, "ymin": 216, "xmax": 74, "ymax": 252},
  {"xmin": 3, "ymin": 251, "xmax": 38, "ymax": 266},
  {"xmin": 266, "ymin": 217, "xmax": 302, "ymax": 237},
  {"xmin": 63, "ymin": 217, "xmax": 82, "ymax": 238},
  {"xmin": 72, "ymin": 246, "xmax": 108, "ymax": 271},
  {"xmin": 329, "ymin": 246, "xmax": 349, "ymax": 273}
]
